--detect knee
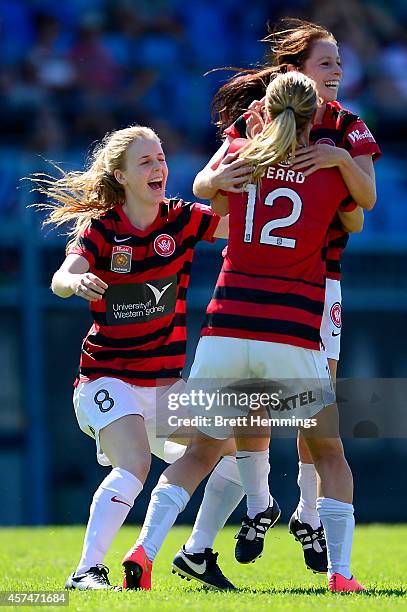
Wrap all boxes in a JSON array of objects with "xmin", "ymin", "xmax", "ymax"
[
  {"xmin": 119, "ymin": 453, "xmax": 151, "ymax": 482},
  {"xmin": 185, "ymin": 442, "xmax": 222, "ymax": 475},
  {"xmin": 307, "ymin": 438, "xmax": 345, "ymax": 465}
]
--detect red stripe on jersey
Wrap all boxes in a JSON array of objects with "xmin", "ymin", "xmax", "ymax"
[
  {"xmin": 201, "ymin": 326, "xmax": 320, "ymax": 351},
  {"xmin": 218, "ymin": 267, "xmax": 325, "ymax": 294},
  {"xmin": 206, "ymin": 299, "xmax": 322, "ymax": 328}
]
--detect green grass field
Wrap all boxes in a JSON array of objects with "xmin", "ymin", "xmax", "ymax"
[{"xmin": 1, "ymin": 525, "xmax": 406, "ymax": 611}]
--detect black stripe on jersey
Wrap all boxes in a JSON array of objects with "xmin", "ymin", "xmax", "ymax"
[
  {"xmin": 181, "ymin": 260, "xmax": 192, "ymax": 276},
  {"xmin": 310, "ymin": 128, "xmax": 340, "ymax": 145},
  {"xmin": 88, "ymin": 313, "xmax": 186, "ymax": 347},
  {"xmin": 234, "ymin": 115, "xmax": 248, "ymax": 138},
  {"xmin": 205, "ymin": 313, "xmax": 321, "ymax": 344},
  {"xmin": 223, "ymin": 269, "xmax": 325, "ymax": 289},
  {"xmin": 343, "ymin": 140, "xmax": 353, "ymax": 153},
  {"xmin": 197, "ymin": 214, "xmax": 212, "ymax": 242},
  {"xmin": 326, "ymin": 260, "xmax": 341, "ymax": 274},
  {"xmin": 79, "ymin": 236, "xmax": 99, "ymax": 261},
  {"xmin": 84, "ymin": 340, "xmax": 186, "ymax": 362},
  {"xmin": 103, "ymin": 209, "xmax": 122, "ymax": 221},
  {"xmin": 92, "ymin": 208, "xmax": 193, "ymax": 248},
  {"xmin": 213, "ymin": 286, "xmax": 323, "ymax": 315},
  {"xmin": 340, "ymin": 195, "xmax": 354, "ymax": 208},
  {"xmin": 336, "ymin": 110, "xmax": 358, "ymax": 140},
  {"xmin": 80, "ymin": 366, "xmax": 182, "ymax": 380},
  {"xmin": 178, "ymin": 286, "xmax": 187, "ymax": 301},
  {"xmin": 327, "ymin": 234, "xmax": 349, "ymax": 249}
]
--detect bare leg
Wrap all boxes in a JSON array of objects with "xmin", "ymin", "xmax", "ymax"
[
  {"xmin": 294, "ymin": 358, "xmax": 338, "ymax": 527},
  {"xmin": 301, "ymin": 404, "xmax": 356, "ymax": 580}
]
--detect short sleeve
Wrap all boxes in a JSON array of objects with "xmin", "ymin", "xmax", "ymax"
[
  {"xmin": 67, "ymin": 221, "xmax": 103, "ymax": 268},
  {"xmin": 338, "ymin": 195, "xmax": 357, "ymax": 212},
  {"xmin": 223, "ymin": 115, "xmax": 248, "ymax": 139},
  {"xmin": 344, "ymin": 119, "xmax": 382, "ymax": 161},
  {"xmin": 190, "ymin": 202, "xmax": 220, "ymax": 243}
]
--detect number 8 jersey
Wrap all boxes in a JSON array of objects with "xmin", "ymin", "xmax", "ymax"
[{"xmin": 201, "ymin": 141, "xmax": 356, "ymax": 350}]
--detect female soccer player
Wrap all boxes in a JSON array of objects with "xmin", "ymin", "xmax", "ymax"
[
  {"xmin": 186, "ymin": 17, "xmax": 380, "ymax": 577},
  {"xmin": 32, "ymin": 125, "xmax": 230, "ymax": 590},
  {"xmin": 126, "ymin": 71, "xmax": 364, "ymax": 593}
]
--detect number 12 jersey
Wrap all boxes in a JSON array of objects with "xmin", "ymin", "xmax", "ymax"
[{"xmin": 201, "ymin": 150, "xmax": 355, "ymax": 350}]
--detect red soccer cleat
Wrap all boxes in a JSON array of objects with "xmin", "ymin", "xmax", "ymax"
[
  {"xmin": 328, "ymin": 573, "xmax": 365, "ymax": 592},
  {"xmin": 122, "ymin": 545, "xmax": 152, "ymax": 590}
]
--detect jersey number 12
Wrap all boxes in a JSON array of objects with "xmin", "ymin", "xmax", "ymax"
[{"xmin": 244, "ymin": 184, "xmax": 303, "ymax": 248}]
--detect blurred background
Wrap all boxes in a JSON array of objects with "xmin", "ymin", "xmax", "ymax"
[{"xmin": 0, "ymin": 0, "xmax": 406, "ymax": 527}]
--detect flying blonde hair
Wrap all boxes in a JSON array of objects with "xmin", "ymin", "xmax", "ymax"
[
  {"xmin": 240, "ymin": 71, "xmax": 318, "ymax": 182},
  {"xmin": 29, "ymin": 125, "xmax": 160, "ymax": 249}
]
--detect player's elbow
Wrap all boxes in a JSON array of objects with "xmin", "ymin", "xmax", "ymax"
[
  {"xmin": 345, "ymin": 215, "xmax": 364, "ymax": 234},
  {"xmin": 193, "ymin": 174, "xmax": 206, "ymax": 199},
  {"xmin": 349, "ymin": 219, "xmax": 364, "ymax": 233},
  {"xmin": 363, "ymin": 196, "xmax": 376, "ymax": 211},
  {"xmin": 360, "ymin": 189, "xmax": 376, "ymax": 211},
  {"xmin": 51, "ymin": 271, "xmax": 72, "ymax": 298}
]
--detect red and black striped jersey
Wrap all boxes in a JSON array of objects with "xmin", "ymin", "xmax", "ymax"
[
  {"xmin": 224, "ymin": 101, "xmax": 381, "ymax": 280},
  {"xmin": 312, "ymin": 101, "xmax": 381, "ymax": 279},
  {"xmin": 201, "ymin": 142, "xmax": 355, "ymax": 350},
  {"xmin": 69, "ymin": 199, "xmax": 219, "ymax": 386}
]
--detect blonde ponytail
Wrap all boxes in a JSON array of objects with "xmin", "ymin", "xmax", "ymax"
[{"xmin": 240, "ymin": 72, "xmax": 317, "ymax": 182}]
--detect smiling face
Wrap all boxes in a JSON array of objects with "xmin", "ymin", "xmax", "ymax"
[
  {"xmin": 117, "ymin": 136, "xmax": 168, "ymax": 207},
  {"xmin": 301, "ymin": 39, "xmax": 343, "ymax": 103}
]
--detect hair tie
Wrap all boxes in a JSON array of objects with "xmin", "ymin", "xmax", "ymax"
[{"xmin": 285, "ymin": 105, "xmax": 295, "ymax": 112}]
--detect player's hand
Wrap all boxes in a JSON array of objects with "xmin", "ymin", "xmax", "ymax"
[
  {"xmin": 291, "ymin": 144, "xmax": 347, "ymax": 176},
  {"xmin": 244, "ymin": 97, "xmax": 266, "ymax": 139},
  {"xmin": 71, "ymin": 273, "xmax": 108, "ymax": 301},
  {"xmin": 212, "ymin": 153, "xmax": 253, "ymax": 193}
]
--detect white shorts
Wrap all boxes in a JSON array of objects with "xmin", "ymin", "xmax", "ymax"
[
  {"xmin": 321, "ymin": 278, "xmax": 342, "ymax": 361},
  {"xmin": 188, "ymin": 336, "xmax": 335, "ymax": 439},
  {"xmin": 73, "ymin": 377, "xmax": 186, "ymax": 466}
]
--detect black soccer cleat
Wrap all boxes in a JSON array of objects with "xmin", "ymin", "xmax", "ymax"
[
  {"xmin": 234, "ymin": 498, "xmax": 281, "ymax": 564},
  {"xmin": 288, "ymin": 512, "xmax": 328, "ymax": 574},
  {"xmin": 172, "ymin": 546, "xmax": 237, "ymax": 590},
  {"xmin": 65, "ymin": 564, "xmax": 120, "ymax": 590}
]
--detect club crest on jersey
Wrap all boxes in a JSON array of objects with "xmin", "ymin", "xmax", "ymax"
[
  {"xmin": 154, "ymin": 233, "xmax": 176, "ymax": 257},
  {"xmin": 111, "ymin": 245, "xmax": 132, "ymax": 273},
  {"xmin": 315, "ymin": 138, "xmax": 336, "ymax": 146},
  {"xmin": 330, "ymin": 302, "xmax": 342, "ymax": 328}
]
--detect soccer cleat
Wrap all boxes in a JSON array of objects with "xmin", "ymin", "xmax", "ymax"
[
  {"xmin": 172, "ymin": 546, "xmax": 236, "ymax": 590},
  {"xmin": 122, "ymin": 545, "xmax": 152, "ymax": 590},
  {"xmin": 328, "ymin": 573, "xmax": 365, "ymax": 592},
  {"xmin": 65, "ymin": 564, "xmax": 118, "ymax": 590},
  {"xmin": 235, "ymin": 498, "xmax": 281, "ymax": 564},
  {"xmin": 288, "ymin": 512, "xmax": 328, "ymax": 573}
]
